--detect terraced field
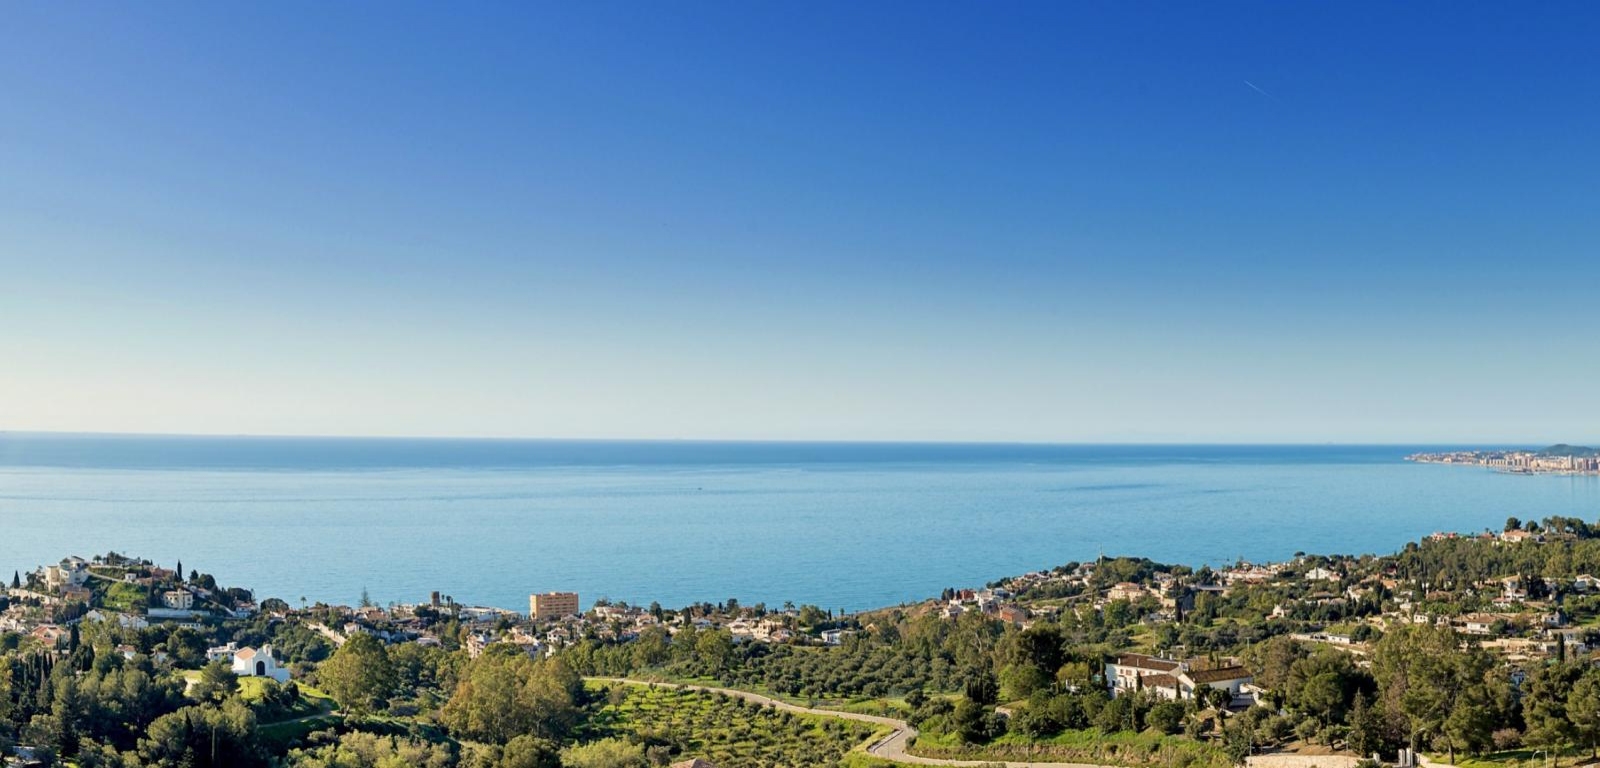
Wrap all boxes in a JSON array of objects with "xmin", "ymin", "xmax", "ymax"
[{"xmin": 591, "ymin": 682, "xmax": 887, "ymax": 768}]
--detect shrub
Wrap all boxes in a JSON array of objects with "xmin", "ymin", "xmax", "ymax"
[
  {"xmin": 1492, "ymin": 728, "xmax": 1523, "ymax": 750},
  {"xmin": 1293, "ymin": 717, "xmax": 1319, "ymax": 742},
  {"xmin": 1148, "ymin": 701, "xmax": 1187, "ymax": 736}
]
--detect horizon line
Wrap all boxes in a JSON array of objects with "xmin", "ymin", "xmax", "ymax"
[{"xmin": 0, "ymin": 428, "xmax": 1577, "ymax": 448}]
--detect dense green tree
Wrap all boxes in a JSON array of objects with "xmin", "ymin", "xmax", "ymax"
[
  {"xmin": 316, "ymin": 634, "xmax": 395, "ymax": 716},
  {"xmin": 1299, "ymin": 673, "xmax": 1347, "ymax": 727},
  {"xmin": 953, "ymin": 697, "xmax": 1005, "ymax": 743},
  {"xmin": 439, "ymin": 647, "xmax": 582, "ymax": 744},
  {"xmin": 498, "ymin": 735, "xmax": 561, "ymax": 768},
  {"xmin": 797, "ymin": 604, "xmax": 828, "ymax": 627},
  {"xmin": 190, "ymin": 661, "xmax": 238, "ymax": 704},
  {"xmin": 999, "ymin": 663, "xmax": 1050, "ymax": 701},
  {"xmin": 1372, "ymin": 624, "xmax": 1454, "ymax": 754},
  {"xmin": 1148, "ymin": 699, "xmax": 1186, "ymax": 735},
  {"xmin": 137, "ymin": 700, "xmax": 265, "ymax": 768},
  {"xmin": 964, "ymin": 666, "xmax": 999, "ymax": 706},
  {"xmin": 161, "ymin": 627, "xmax": 209, "ymax": 668},
  {"xmin": 694, "ymin": 629, "xmax": 734, "ymax": 672},
  {"xmin": 628, "ymin": 626, "xmax": 670, "ymax": 669},
  {"xmin": 1347, "ymin": 694, "xmax": 1393, "ymax": 758},
  {"xmin": 1525, "ymin": 662, "xmax": 1583, "ymax": 759},
  {"xmin": 1570, "ymin": 666, "xmax": 1600, "ymax": 757}
]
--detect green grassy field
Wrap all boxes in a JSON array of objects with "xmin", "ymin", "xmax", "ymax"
[
  {"xmin": 589, "ymin": 683, "xmax": 887, "ymax": 768},
  {"xmin": 267, "ymin": 680, "xmax": 336, "ymax": 714},
  {"xmin": 237, "ymin": 675, "xmax": 274, "ymax": 700},
  {"xmin": 91, "ymin": 580, "xmax": 146, "ymax": 612}
]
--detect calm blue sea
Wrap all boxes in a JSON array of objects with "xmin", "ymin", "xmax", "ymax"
[{"xmin": 2, "ymin": 434, "xmax": 1596, "ymax": 613}]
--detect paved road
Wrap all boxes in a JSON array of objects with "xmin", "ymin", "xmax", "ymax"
[{"xmin": 588, "ymin": 677, "xmax": 1112, "ymax": 767}]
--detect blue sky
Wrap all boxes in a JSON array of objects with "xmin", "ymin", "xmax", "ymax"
[{"xmin": 3, "ymin": 3, "xmax": 1598, "ymax": 442}]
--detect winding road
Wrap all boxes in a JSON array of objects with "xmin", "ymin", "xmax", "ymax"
[{"xmin": 587, "ymin": 676, "xmax": 1111, "ymax": 767}]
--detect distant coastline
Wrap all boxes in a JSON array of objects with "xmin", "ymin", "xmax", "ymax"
[{"xmin": 1407, "ymin": 444, "xmax": 1600, "ymax": 476}]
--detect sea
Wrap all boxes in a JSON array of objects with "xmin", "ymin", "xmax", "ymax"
[{"xmin": 1, "ymin": 434, "xmax": 1596, "ymax": 614}]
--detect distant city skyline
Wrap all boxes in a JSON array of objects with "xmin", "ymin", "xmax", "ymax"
[{"xmin": 5, "ymin": 4, "xmax": 1600, "ymax": 443}]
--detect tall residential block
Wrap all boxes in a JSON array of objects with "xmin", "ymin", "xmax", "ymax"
[{"xmin": 529, "ymin": 591, "xmax": 579, "ymax": 619}]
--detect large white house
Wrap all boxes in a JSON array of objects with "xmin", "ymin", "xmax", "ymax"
[
  {"xmin": 1106, "ymin": 653, "xmax": 1254, "ymax": 704},
  {"xmin": 1107, "ymin": 652, "xmax": 1183, "ymax": 694},
  {"xmin": 232, "ymin": 644, "xmax": 290, "ymax": 682},
  {"xmin": 45, "ymin": 557, "xmax": 91, "ymax": 589}
]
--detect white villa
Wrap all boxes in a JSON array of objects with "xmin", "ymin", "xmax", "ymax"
[
  {"xmin": 1305, "ymin": 566, "xmax": 1339, "ymax": 581},
  {"xmin": 45, "ymin": 557, "xmax": 91, "ymax": 589},
  {"xmin": 1106, "ymin": 653, "xmax": 1254, "ymax": 704},
  {"xmin": 232, "ymin": 644, "xmax": 291, "ymax": 682}
]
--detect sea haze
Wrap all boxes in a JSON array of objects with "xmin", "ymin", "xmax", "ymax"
[{"xmin": 1, "ymin": 434, "xmax": 1595, "ymax": 613}]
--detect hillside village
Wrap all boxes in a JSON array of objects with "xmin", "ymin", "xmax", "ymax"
[
  {"xmin": 8, "ymin": 515, "xmax": 1600, "ymax": 767},
  {"xmin": 8, "ymin": 517, "xmax": 1600, "ymax": 688}
]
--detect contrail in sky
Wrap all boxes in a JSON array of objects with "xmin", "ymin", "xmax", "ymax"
[{"xmin": 1244, "ymin": 80, "xmax": 1271, "ymax": 96}]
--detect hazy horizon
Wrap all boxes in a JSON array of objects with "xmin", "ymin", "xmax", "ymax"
[{"xmin": 0, "ymin": 429, "xmax": 1581, "ymax": 448}]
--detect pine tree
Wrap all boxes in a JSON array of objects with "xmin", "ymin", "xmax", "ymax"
[
  {"xmin": 176, "ymin": 560, "xmax": 183, "ymax": 581},
  {"xmin": 1348, "ymin": 694, "xmax": 1384, "ymax": 758},
  {"xmin": 10, "ymin": 570, "xmax": 18, "ymax": 589}
]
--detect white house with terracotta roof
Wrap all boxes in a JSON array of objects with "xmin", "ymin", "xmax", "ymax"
[
  {"xmin": 1499, "ymin": 529, "xmax": 1541, "ymax": 544},
  {"xmin": 231, "ymin": 644, "xmax": 290, "ymax": 682},
  {"xmin": 1107, "ymin": 653, "xmax": 1253, "ymax": 703},
  {"xmin": 1106, "ymin": 653, "xmax": 1183, "ymax": 695},
  {"xmin": 1107, "ymin": 582, "xmax": 1151, "ymax": 602}
]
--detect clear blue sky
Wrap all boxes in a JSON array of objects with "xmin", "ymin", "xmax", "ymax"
[{"xmin": 3, "ymin": 3, "xmax": 1598, "ymax": 442}]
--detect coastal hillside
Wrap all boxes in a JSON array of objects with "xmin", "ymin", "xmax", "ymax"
[{"xmin": 10, "ymin": 520, "xmax": 1600, "ymax": 767}]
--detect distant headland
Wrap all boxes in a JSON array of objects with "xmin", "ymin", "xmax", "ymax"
[{"xmin": 1406, "ymin": 444, "xmax": 1600, "ymax": 475}]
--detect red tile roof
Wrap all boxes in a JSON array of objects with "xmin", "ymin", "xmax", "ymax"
[
  {"xmin": 1115, "ymin": 653, "xmax": 1181, "ymax": 672},
  {"xmin": 1187, "ymin": 666, "xmax": 1251, "ymax": 684}
]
